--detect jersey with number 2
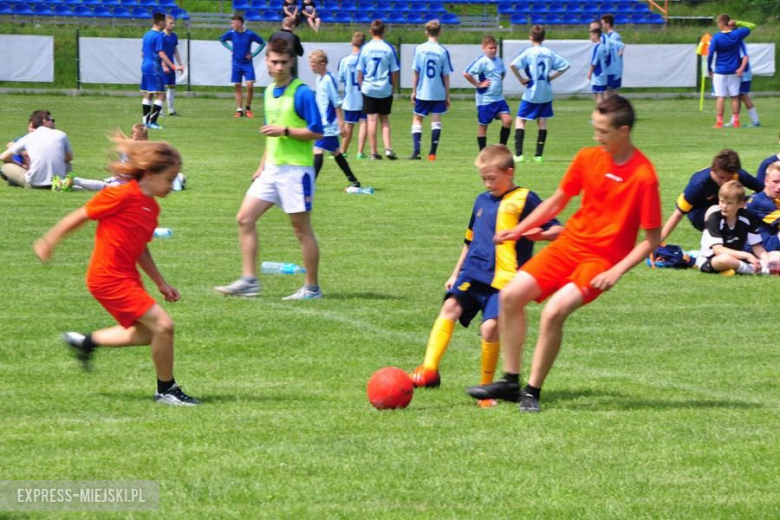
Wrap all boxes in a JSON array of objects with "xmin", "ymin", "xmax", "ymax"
[{"xmin": 511, "ymin": 45, "xmax": 570, "ymax": 104}]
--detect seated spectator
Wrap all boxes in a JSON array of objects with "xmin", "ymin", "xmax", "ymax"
[
  {"xmin": 695, "ymin": 180, "xmax": 767, "ymax": 275},
  {"xmin": 756, "ymin": 151, "xmax": 780, "ymax": 185},
  {"xmin": 0, "ymin": 110, "xmax": 73, "ymax": 190},
  {"xmin": 282, "ymin": 0, "xmax": 300, "ymax": 26},
  {"xmin": 661, "ymin": 149, "xmax": 762, "ymax": 240},
  {"xmin": 301, "ymin": 0, "xmax": 321, "ymax": 33},
  {"xmin": 66, "ymin": 124, "xmax": 146, "ymax": 191},
  {"xmin": 746, "ymin": 160, "xmax": 780, "ymax": 266}
]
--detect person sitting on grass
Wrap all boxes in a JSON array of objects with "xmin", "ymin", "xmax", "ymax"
[
  {"xmin": 695, "ymin": 180, "xmax": 768, "ymax": 276},
  {"xmin": 410, "ymin": 144, "xmax": 562, "ymax": 408},
  {"xmin": 745, "ymin": 160, "xmax": 780, "ymax": 271}
]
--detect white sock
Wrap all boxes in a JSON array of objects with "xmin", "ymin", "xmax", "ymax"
[
  {"xmin": 73, "ymin": 177, "xmax": 107, "ymax": 191},
  {"xmin": 166, "ymin": 89, "xmax": 175, "ymax": 113},
  {"xmin": 747, "ymin": 107, "xmax": 759, "ymax": 124},
  {"xmin": 736, "ymin": 261, "xmax": 754, "ymax": 274}
]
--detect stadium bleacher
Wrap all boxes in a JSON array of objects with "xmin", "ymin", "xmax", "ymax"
[{"xmin": 0, "ymin": 0, "xmax": 189, "ymax": 20}]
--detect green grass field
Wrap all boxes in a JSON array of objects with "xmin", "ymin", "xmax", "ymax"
[{"xmin": 1, "ymin": 94, "xmax": 779, "ymax": 518}]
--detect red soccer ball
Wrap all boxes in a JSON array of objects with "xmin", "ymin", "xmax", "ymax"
[{"xmin": 367, "ymin": 367, "xmax": 414, "ymax": 410}]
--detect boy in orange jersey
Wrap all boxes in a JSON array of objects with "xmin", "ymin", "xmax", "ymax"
[
  {"xmin": 34, "ymin": 133, "xmax": 200, "ymax": 406},
  {"xmin": 467, "ymin": 96, "xmax": 662, "ymax": 413}
]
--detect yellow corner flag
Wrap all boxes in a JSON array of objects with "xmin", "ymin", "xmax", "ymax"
[{"xmin": 696, "ymin": 33, "xmax": 712, "ymax": 111}]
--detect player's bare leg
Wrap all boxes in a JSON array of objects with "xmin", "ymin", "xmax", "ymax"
[
  {"xmin": 367, "ymin": 113, "xmax": 379, "ymax": 157},
  {"xmin": 236, "ymin": 195, "xmax": 275, "ymax": 278},
  {"xmin": 234, "ymin": 83, "xmax": 244, "ymax": 117},
  {"xmin": 380, "ymin": 114, "xmax": 396, "ymax": 159},
  {"xmin": 245, "ymin": 81, "xmax": 255, "ymax": 117}
]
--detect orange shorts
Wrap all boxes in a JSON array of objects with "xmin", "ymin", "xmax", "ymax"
[
  {"xmin": 521, "ymin": 238, "xmax": 614, "ymax": 305},
  {"xmin": 88, "ymin": 278, "xmax": 156, "ymax": 328}
]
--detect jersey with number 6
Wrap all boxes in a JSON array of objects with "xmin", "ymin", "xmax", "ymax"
[
  {"xmin": 412, "ymin": 41, "xmax": 453, "ymax": 101},
  {"xmin": 510, "ymin": 45, "xmax": 570, "ymax": 104},
  {"xmin": 337, "ymin": 52, "xmax": 363, "ymax": 111}
]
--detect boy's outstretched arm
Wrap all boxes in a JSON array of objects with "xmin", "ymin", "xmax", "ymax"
[
  {"xmin": 591, "ymin": 227, "xmax": 662, "ymax": 291},
  {"xmin": 33, "ymin": 207, "xmax": 90, "ymax": 262},
  {"xmin": 445, "ymin": 245, "xmax": 469, "ymax": 290},
  {"xmin": 660, "ymin": 208, "xmax": 685, "ymax": 242},
  {"xmin": 495, "ymin": 188, "xmax": 571, "ymax": 243}
]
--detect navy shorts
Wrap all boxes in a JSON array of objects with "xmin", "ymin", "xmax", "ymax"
[
  {"xmin": 517, "ymin": 100, "xmax": 553, "ymax": 121},
  {"xmin": 592, "ymin": 84, "xmax": 607, "ymax": 93},
  {"xmin": 232, "ymin": 62, "xmax": 256, "ymax": 84},
  {"xmin": 315, "ymin": 136, "xmax": 340, "ymax": 153},
  {"xmin": 413, "ymin": 99, "xmax": 447, "ymax": 117},
  {"xmin": 477, "ymin": 100, "xmax": 511, "ymax": 125},
  {"xmin": 445, "ymin": 276, "xmax": 499, "ymax": 328},
  {"xmin": 740, "ymin": 80, "xmax": 751, "ymax": 95},
  {"xmin": 686, "ymin": 206, "xmax": 709, "ymax": 232},
  {"xmin": 164, "ymin": 70, "xmax": 176, "ymax": 88},
  {"xmin": 344, "ymin": 110, "xmax": 366, "ymax": 124},
  {"xmin": 140, "ymin": 70, "xmax": 164, "ymax": 93},
  {"xmin": 607, "ymin": 75, "xmax": 622, "ymax": 89}
]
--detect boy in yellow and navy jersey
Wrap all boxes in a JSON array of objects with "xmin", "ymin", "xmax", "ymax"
[
  {"xmin": 411, "ymin": 144, "xmax": 562, "ymax": 406},
  {"xmin": 661, "ymin": 149, "xmax": 762, "ymax": 242}
]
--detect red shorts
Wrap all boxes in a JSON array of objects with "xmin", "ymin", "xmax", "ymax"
[
  {"xmin": 521, "ymin": 238, "xmax": 614, "ymax": 305},
  {"xmin": 88, "ymin": 278, "xmax": 156, "ymax": 328}
]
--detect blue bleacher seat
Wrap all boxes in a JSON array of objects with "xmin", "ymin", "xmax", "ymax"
[
  {"xmin": 393, "ymin": 1, "xmax": 410, "ymax": 12},
  {"xmin": 92, "ymin": 5, "xmax": 112, "ymax": 16},
  {"xmin": 232, "ymin": 0, "xmax": 249, "ymax": 8},
  {"xmin": 54, "ymin": 4, "xmax": 75, "ymax": 14},
  {"xmin": 514, "ymin": 3, "xmax": 529, "ymax": 13},
  {"xmin": 34, "ymin": 4, "xmax": 54, "ymax": 14},
  {"xmin": 0, "ymin": 1, "xmax": 13, "ymax": 12},
  {"xmin": 386, "ymin": 11, "xmax": 404, "ymax": 23},
  {"xmin": 528, "ymin": 2, "xmax": 546, "ymax": 13},
  {"xmin": 615, "ymin": 13, "xmax": 629, "ymax": 24},
  {"xmin": 114, "ymin": 6, "xmax": 134, "ymax": 16},
  {"xmin": 341, "ymin": 0, "xmax": 357, "ymax": 10},
  {"xmin": 13, "ymin": 3, "xmax": 34, "ymax": 14},
  {"xmin": 320, "ymin": 10, "xmax": 334, "ymax": 21},
  {"xmin": 441, "ymin": 12, "xmax": 458, "ymax": 24},
  {"xmin": 616, "ymin": 2, "xmax": 631, "ymax": 12},
  {"xmin": 404, "ymin": 11, "xmax": 423, "ymax": 23},
  {"xmin": 352, "ymin": 11, "xmax": 370, "ymax": 22},
  {"xmin": 648, "ymin": 12, "xmax": 663, "ymax": 23},
  {"xmin": 600, "ymin": 2, "xmax": 616, "ymax": 12},
  {"xmin": 120, "ymin": 0, "xmax": 136, "ymax": 6},
  {"xmin": 73, "ymin": 4, "xmax": 91, "ymax": 14},
  {"xmin": 61, "ymin": 0, "xmax": 79, "ymax": 5},
  {"xmin": 564, "ymin": 2, "xmax": 580, "ymax": 12},
  {"xmin": 510, "ymin": 13, "xmax": 526, "ymax": 25},
  {"xmin": 170, "ymin": 6, "xmax": 188, "ymax": 18},
  {"xmin": 581, "ymin": 2, "xmax": 599, "ymax": 13},
  {"xmin": 428, "ymin": 2, "xmax": 445, "ymax": 12},
  {"xmin": 322, "ymin": 0, "xmax": 336, "ymax": 10},
  {"xmin": 335, "ymin": 11, "xmax": 350, "ymax": 22},
  {"xmin": 158, "ymin": 0, "xmax": 176, "ymax": 6},
  {"xmin": 497, "ymin": 2, "xmax": 513, "ymax": 15},
  {"xmin": 530, "ymin": 13, "xmax": 544, "ymax": 24},
  {"xmin": 140, "ymin": 0, "xmax": 156, "ymax": 5},
  {"xmin": 559, "ymin": 12, "xmax": 579, "ymax": 24},
  {"xmin": 268, "ymin": 0, "xmax": 282, "ymax": 8},
  {"xmin": 260, "ymin": 9, "xmax": 281, "ymax": 21},
  {"xmin": 548, "ymin": 2, "xmax": 564, "ymax": 12},
  {"xmin": 368, "ymin": 10, "xmax": 383, "ymax": 19},
  {"xmin": 356, "ymin": 0, "xmax": 372, "ymax": 10},
  {"xmin": 102, "ymin": 0, "xmax": 119, "ymax": 6},
  {"xmin": 245, "ymin": 9, "xmax": 261, "ymax": 20},
  {"xmin": 249, "ymin": 0, "xmax": 264, "ymax": 8},
  {"xmin": 151, "ymin": 7, "xmax": 167, "ymax": 15},
  {"xmin": 632, "ymin": 2, "xmax": 650, "ymax": 12},
  {"xmin": 131, "ymin": 6, "xmax": 148, "ymax": 16},
  {"xmin": 422, "ymin": 11, "xmax": 437, "ymax": 21}
]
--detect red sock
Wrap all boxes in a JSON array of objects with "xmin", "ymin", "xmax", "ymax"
[
  {"xmin": 733, "ymin": 113, "xmax": 740, "ymax": 127},
  {"xmin": 716, "ymin": 114, "xmax": 724, "ymax": 125}
]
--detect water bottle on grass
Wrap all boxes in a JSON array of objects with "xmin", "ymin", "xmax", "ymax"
[
  {"xmin": 345, "ymin": 186, "xmax": 375, "ymax": 195},
  {"xmin": 261, "ymin": 262, "xmax": 305, "ymax": 275}
]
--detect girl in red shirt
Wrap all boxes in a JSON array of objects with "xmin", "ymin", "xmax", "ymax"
[{"xmin": 34, "ymin": 133, "xmax": 199, "ymax": 406}]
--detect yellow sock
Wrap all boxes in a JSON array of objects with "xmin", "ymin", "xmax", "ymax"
[
  {"xmin": 480, "ymin": 340, "xmax": 500, "ymax": 385},
  {"xmin": 422, "ymin": 317, "xmax": 456, "ymax": 370}
]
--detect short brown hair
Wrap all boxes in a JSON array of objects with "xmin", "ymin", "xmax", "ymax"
[
  {"xmin": 475, "ymin": 144, "xmax": 514, "ymax": 172},
  {"xmin": 596, "ymin": 95, "xmax": 635, "ymax": 129},
  {"xmin": 719, "ymin": 180, "xmax": 745, "ymax": 202},
  {"xmin": 370, "ymin": 19, "xmax": 385, "ymax": 36},
  {"xmin": 425, "ymin": 19, "xmax": 441, "ymax": 36},
  {"xmin": 351, "ymin": 32, "xmax": 366, "ymax": 47},
  {"xmin": 600, "ymin": 13, "xmax": 614, "ymax": 27},
  {"xmin": 29, "ymin": 110, "xmax": 52, "ymax": 129},
  {"xmin": 231, "ymin": 14, "xmax": 244, "ymax": 23},
  {"xmin": 716, "ymin": 14, "xmax": 730, "ymax": 25},
  {"xmin": 109, "ymin": 132, "xmax": 181, "ymax": 181},
  {"xmin": 153, "ymin": 11, "xmax": 166, "ymax": 24},
  {"xmin": 711, "ymin": 149, "xmax": 741, "ymax": 173},
  {"xmin": 530, "ymin": 25, "xmax": 545, "ymax": 43},
  {"xmin": 309, "ymin": 49, "xmax": 327, "ymax": 64},
  {"xmin": 590, "ymin": 27, "xmax": 602, "ymax": 37},
  {"xmin": 481, "ymin": 35, "xmax": 497, "ymax": 47},
  {"xmin": 267, "ymin": 37, "xmax": 293, "ymax": 57}
]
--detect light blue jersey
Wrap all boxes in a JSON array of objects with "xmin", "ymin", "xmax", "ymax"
[
  {"xmin": 510, "ymin": 45, "xmax": 570, "ymax": 104},
  {"xmin": 739, "ymin": 42, "xmax": 751, "ymax": 82},
  {"xmin": 464, "ymin": 55, "xmax": 506, "ymax": 106},
  {"xmin": 356, "ymin": 38, "xmax": 400, "ymax": 98},
  {"xmin": 606, "ymin": 31, "xmax": 624, "ymax": 78},
  {"xmin": 315, "ymin": 72, "xmax": 341, "ymax": 138},
  {"xmin": 590, "ymin": 42, "xmax": 608, "ymax": 87},
  {"xmin": 412, "ymin": 40, "xmax": 453, "ymax": 101},
  {"xmin": 337, "ymin": 52, "xmax": 363, "ymax": 111}
]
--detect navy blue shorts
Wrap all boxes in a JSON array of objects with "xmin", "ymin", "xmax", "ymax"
[
  {"xmin": 232, "ymin": 62, "xmax": 256, "ymax": 84},
  {"xmin": 164, "ymin": 70, "xmax": 176, "ymax": 88},
  {"xmin": 315, "ymin": 136, "xmax": 340, "ymax": 152},
  {"xmin": 740, "ymin": 80, "xmax": 751, "ymax": 95},
  {"xmin": 344, "ymin": 110, "xmax": 366, "ymax": 124},
  {"xmin": 445, "ymin": 276, "xmax": 499, "ymax": 328},
  {"xmin": 414, "ymin": 99, "xmax": 447, "ymax": 117},
  {"xmin": 140, "ymin": 70, "xmax": 164, "ymax": 93},
  {"xmin": 517, "ymin": 100, "xmax": 553, "ymax": 121},
  {"xmin": 592, "ymin": 84, "xmax": 607, "ymax": 93},
  {"xmin": 477, "ymin": 100, "xmax": 511, "ymax": 126},
  {"xmin": 686, "ymin": 206, "xmax": 709, "ymax": 232},
  {"xmin": 607, "ymin": 75, "xmax": 622, "ymax": 89},
  {"xmin": 762, "ymin": 233, "xmax": 779, "ymax": 252}
]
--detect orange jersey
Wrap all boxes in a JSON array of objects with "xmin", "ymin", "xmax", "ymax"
[
  {"xmin": 84, "ymin": 180, "xmax": 159, "ymax": 288},
  {"xmin": 557, "ymin": 146, "xmax": 661, "ymax": 263}
]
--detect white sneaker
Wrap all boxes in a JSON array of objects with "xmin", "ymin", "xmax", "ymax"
[
  {"xmin": 214, "ymin": 278, "xmax": 261, "ymax": 297},
  {"xmin": 154, "ymin": 384, "xmax": 201, "ymax": 406},
  {"xmin": 282, "ymin": 287, "xmax": 323, "ymax": 300}
]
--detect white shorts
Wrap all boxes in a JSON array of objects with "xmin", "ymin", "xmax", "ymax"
[
  {"xmin": 246, "ymin": 163, "xmax": 315, "ymax": 214},
  {"xmin": 712, "ymin": 73, "xmax": 741, "ymax": 98}
]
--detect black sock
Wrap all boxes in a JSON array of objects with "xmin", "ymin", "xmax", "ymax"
[
  {"xmin": 314, "ymin": 154, "xmax": 324, "ymax": 179},
  {"xmin": 142, "ymin": 103, "xmax": 151, "ymax": 124},
  {"xmin": 536, "ymin": 129, "xmax": 547, "ymax": 157},
  {"xmin": 524, "ymin": 384, "xmax": 541, "ymax": 400},
  {"xmin": 429, "ymin": 128, "xmax": 441, "ymax": 155},
  {"xmin": 82, "ymin": 333, "xmax": 96, "ymax": 353},
  {"xmin": 246, "ymin": 105, "xmax": 251, "ymax": 112},
  {"xmin": 503, "ymin": 372, "xmax": 519, "ymax": 384},
  {"xmin": 500, "ymin": 126, "xmax": 511, "ymax": 145},
  {"xmin": 157, "ymin": 378, "xmax": 176, "ymax": 394},
  {"xmin": 514, "ymin": 129, "xmax": 525, "ymax": 157},
  {"xmin": 150, "ymin": 103, "xmax": 163, "ymax": 124},
  {"xmin": 477, "ymin": 136, "xmax": 487, "ymax": 150},
  {"xmin": 334, "ymin": 154, "xmax": 358, "ymax": 182}
]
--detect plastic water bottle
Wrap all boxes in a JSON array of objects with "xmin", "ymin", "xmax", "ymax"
[
  {"xmin": 345, "ymin": 186, "xmax": 375, "ymax": 195},
  {"xmin": 261, "ymin": 261, "xmax": 305, "ymax": 275},
  {"xmin": 154, "ymin": 228, "xmax": 173, "ymax": 238}
]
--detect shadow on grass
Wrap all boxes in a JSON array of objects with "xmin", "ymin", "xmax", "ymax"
[
  {"xmin": 322, "ymin": 292, "xmax": 406, "ymax": 301},
  {"xmin": 544, "ymin": 388, "xmax": 763, "ymax": 411}
]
